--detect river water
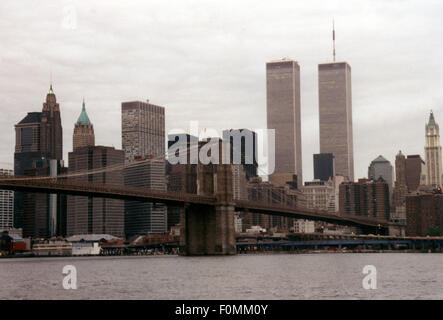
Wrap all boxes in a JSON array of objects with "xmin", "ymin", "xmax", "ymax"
[{"xmin": 0, "ymin": 253, "xmax": 442, "ymax": 299}]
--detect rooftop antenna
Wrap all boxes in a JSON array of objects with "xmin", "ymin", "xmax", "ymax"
[{"xmin": 332, "ymin": 19, "xmax": 336, "ymax": 62}]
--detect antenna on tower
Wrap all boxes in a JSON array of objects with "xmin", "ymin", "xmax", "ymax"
[{"xmin": 332, "ymin": 19, "xmax": 336, "ymax": 62}]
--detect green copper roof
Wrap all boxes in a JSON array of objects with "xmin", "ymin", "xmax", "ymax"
[
  {"xmin": 48, "ymin": 84, "xmax": 54, "ymax": 94},
  {"xmin": 76, "ymin": 99, "xmax": 92, "ymax": 125},
  {"xmin": 428, "ymin": 110, "xmax": 436, "ymax": 127}
]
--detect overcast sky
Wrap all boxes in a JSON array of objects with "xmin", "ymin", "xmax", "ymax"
[{"xmin": 1, "ymin": 0, "xmax": 442, "ymax": 182}]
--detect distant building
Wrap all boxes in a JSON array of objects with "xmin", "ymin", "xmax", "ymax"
[
  {"xmin": 73, "ymin": 99, "xmax": 95, "ymax": 150},
  {"xmin": 0, "ymin": 169, "xmax": 14, "ymax": 230},
  {"xmin": 425, "ymin": 111, "xmax": 443, "ymax": 187},
  {"xmin": 122, "ymin": 100, "xmax": 166, "ymax": 236},
  {"xmin": 67, "ymin": 146, "xmax": 125, "ymax": 237},
  {"xmin": 266, "ymin": 59, "xmax": 303, "ymax": 187},
  {"xmin": 124, "ymin": 158, "xmax": 167, "ymax": 237},
  {"xmin": 368, "ymin": 155, "xmax": 393, "ymax": 201},
  {"xmin": 339, "ymin": 178, "xmax": 390, "ymax": 220},
  {"xmin": 405, "ymin": 155, "xmax": 426, "ymax": 191},
  {"xmin": 318, "ymin": 62, "xmax": 354, "ymax": 181},
  {"xmin": 231, "ymin": 164, "xmax": 248, "ymax": 201},
  {"xmin": 14, "ymin": 86, "xmax": 63, "ymax": 228},
  {"xmin": 302, "ymin": 176, "xmax": 346, "ymax": 213},
  {"xmin": 406, "ymin": 193, "xmax": 443, "ymax": 236},
  {"xmin": 243, "ymin": 177, "xmax": 301, "ymax": 232},
  {"xmin": 313, "ymin": 153, "xmax": 335, "ymax": 182},
  {"xmin": 121, "ymin": 100, "xmax": 165, "ymax": 163},
  {"xmin": 392, "ymin": 151, "xmax": 408, "ymax": 222},
  {"xmin": 22, "ymin": 160, "xmax": 67, "ymax": 238},
  {"xmin": 234, "ymin": 213, "xmax": 242, "ymax": 233},
  {"xmin": 302, "ymin": 180, "xmax": 335, "ymax": 212},
  {"xmin": 292, "ymin": 220, "xmax": 315, "ymax": 233}
]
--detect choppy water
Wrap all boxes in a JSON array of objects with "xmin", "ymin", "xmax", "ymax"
[{"xmin": 0, "ymin": 253, "xmax": 442, "ymax": 299}]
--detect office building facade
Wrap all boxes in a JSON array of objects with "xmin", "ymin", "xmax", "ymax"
[
  {"xmin": 124, "ymin": 158, "xmax": 167, "ymax": 236},
  {"xmin": 122, "ymin": 100, "xmax": 167, "ymax": 235},
  {"xmin": 67, "ymin": 146, "xmax": 125, "ymax": 237},
  {"xmin": 318, "ymin": 62, "xmax": 354, "ymax": 181},
  {"xmin": 266, "ymin": 59, "xmax": 303, "ymax": 187},
  {"xmin": 339, "ymin": 178, "xmax": 390, "ymax": 220},
  {"xmin": 425, "ymin": 111, "xmax": 442, "ymax": 187},
  {"xmin": 313, "ymin": 153, "xmax": 335, "ymax": 182},
  {"xmin": 122, "ymin": 100, "xmax": 165, "ymax": 163},
  {"xmin": 14, "ymin": 86, "xmax": 63, "ymax": 228},
  {"xmin": 0, "ymin": 169, "xmax": 14, "ymax": 230}
]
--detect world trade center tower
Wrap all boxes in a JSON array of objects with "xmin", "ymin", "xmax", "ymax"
[
  {"xmin": 266, "ymin": 59, "xmax": 303, "ymax": 188},
  {"xmin": 318, "ymin": 61, "xmax": 354, "ymax": 182}
]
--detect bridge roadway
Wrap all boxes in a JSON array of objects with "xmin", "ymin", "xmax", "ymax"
[{"xmin": 0, "ymin": 178, "xmax": 401, "ymax": 229}]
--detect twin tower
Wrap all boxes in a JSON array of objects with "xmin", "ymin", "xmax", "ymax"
[{"xmin": 266, "ymin": 59, "xmax": 354, "ymax": 186}]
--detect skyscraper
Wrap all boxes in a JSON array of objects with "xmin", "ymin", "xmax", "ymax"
[
  {"xmin": 266, "ymin": 59, "xmax": 302, "ymax": 187},
  {"xmin": 368, "ymin": 155, "xmax": 393, "ymax": 201},
  {"xmin": 318, "ymin": 62, "xmax": 354, "ymax": 181},
  {"xmin": 67, "ymin": 146, "xmax": 125, "ymax": 237},
  {"xmin": 121, "ymin": 100, "xmax": 165, "ymax": 163},
  {"xmin": 392, "ymin": 151, "xmax": 408, "ymax": 221},
  {"xmin": 73, "ymin": 99, "xmax": 95, "ymax": 150},
  {"xmin": 0, "ymin": 169, "xmax": 14, "ymax": 230},
  {"xmin": 124, "ymin": 158, "xmax": 167, "ymax": 237},
  {"xmin": 14, "ymin": 85, "xmax": 63, "ymax": 228},
  {"xmin": 122, "ymin": 100, "xmax": 167, "ymax": 235},
  {"xmin": 23, "ymin": 159, "xmax": 67, "ymax": 238},
  {"xmin": 313, "ymin": 153, "xmax": 335, "ymax": 182},
  {"xmin": 405, "ymin": 155, "xmax": 426, "ymax": 191},
  {"xmin": 425, "ymin": 111, "xmax": 442, "ymax": 187}
]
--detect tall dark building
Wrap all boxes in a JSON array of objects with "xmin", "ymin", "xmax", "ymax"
[
  {"xmin": 14, "ymin": 86, "xmax": 63, "ymax": 228},
  {"xmin": 339, "ymin": 178, "xmax": 390, "ymax": 220},
  {"xmin": 406, "ymin": 193, "xmax": 443, "ymax": 236},
  {"xmin": 67, "ymin": 146, "xmax": 125, "ymax": 237},
  {"xmin": 124, "ymin": 158, "xmax": 167, "ymax": 237},
  {"xmin": 313, "ymin": 153, "xmax": 335, "ymax": 182},
  {"xmin": 405, "ymin": 155, "xmax": 426, "ymax": 192},
  {"xmin": 23, "ymin": 159, "xmax": 67, "ymax": 238}
]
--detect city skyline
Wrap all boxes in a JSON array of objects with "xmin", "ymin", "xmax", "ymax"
[{"xmin": 1, "ymin": 1, "xmax": 442, "ymax": 183}]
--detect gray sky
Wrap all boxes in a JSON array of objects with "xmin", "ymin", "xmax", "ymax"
[{"xmin": 1, "ymin": 0, "xmax": 442, "ymax": 182}]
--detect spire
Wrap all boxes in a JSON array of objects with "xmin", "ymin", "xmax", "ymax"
[
  {"xmin": 48, "ymin": 84, "xmax": 54, "ymax": 94},
  {"xmin": 332, "ymin": 19, "xmax": 336, "ymax": 62},
  {"xmin": 76, "ymin": 99, "xmax": 92, "ymax": 125},
  {"xmin": 428, "ymin": 110, "xmax": 436, "ymax": 127}
]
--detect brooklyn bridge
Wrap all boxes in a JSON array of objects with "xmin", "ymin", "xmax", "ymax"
[{"xmin": 0, "ymin": 161, "xmax": 404, "ymax": 255}]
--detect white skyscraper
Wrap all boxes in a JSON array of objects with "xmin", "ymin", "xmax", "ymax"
[
  {"xmin": 0, "ymin": 169, "xmax": 14, "ymax": 230},
  {"xmin": 425, "ymin": 111, "xmax": 443, "ymax": 187}
]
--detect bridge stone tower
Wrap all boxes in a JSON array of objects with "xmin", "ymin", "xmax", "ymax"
[{"xmin": 180, "ymin": 163, "xmax": 236, "ymax": 255}]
